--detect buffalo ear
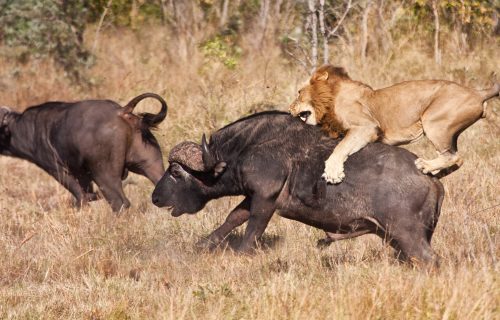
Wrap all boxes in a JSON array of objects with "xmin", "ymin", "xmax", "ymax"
[
  {"xmin": 313, "ymin": 70, "xmax": 329, "ymax": 82},
  {"xmin": 0, "ymin": 127, "xmax": 10, "ymax": 148},
  {"xmin": 213, "ymin": 161, "xmax": 227, "ymax": 178}
]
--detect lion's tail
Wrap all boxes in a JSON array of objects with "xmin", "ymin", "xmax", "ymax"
[
  {"xmin": 480, "ymin": 82, "xmax": 499, "ymax": 119},
  {"xmin": 479, "ymin": 82, "xmax": 500, "ymax": 102}
]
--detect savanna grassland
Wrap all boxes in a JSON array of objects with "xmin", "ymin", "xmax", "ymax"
[{"xmin": 0, "ymin": 7, "xmax": 499, "ymax": 319}]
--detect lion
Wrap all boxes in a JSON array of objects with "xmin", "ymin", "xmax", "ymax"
[{"xmin": 289, "ymin": 65, "xmax": 499, "ymax": 184}]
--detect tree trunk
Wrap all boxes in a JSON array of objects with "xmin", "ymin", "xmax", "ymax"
[
  {"xmin": 258, "ymin": 0, "xmax": 270, "ymax": 49},
  {"xmin": 130, "ymin": 0, "xmax": 145, "ymax": 30},
  {"xmin": 376, "ymin": 0, "xmax": 392, "ymax": 54},
  {"xmin": 432, "ymin": 0, "xmax": 441, "ymax": 65},
  {"xmin": 220, "ymin": 0, "xmax": 230, "ymax": 28},
  {"xmin": 318, "ymin": 0, "xmax": 328, "ymax": 64},
  {"xmin": 92, "ymin": 0, "xmax": 113, "ymax": 52},
  {"xmin": 274, "ymin": 0, "xmax": 284, "ymax": 19},
  {"xmin": 360, "ymin": 0, "xmax": 372, "ymax": 64},
  {"xmin": 159, "ymin": 0, "xmax": 168, "ymax": 24},
  {"xmin": 308, "ymin": 0, "xmax": 318, "ymax": 69},
  {"xmin": 493, "ymin": 9, "xmax": 499, "ymax": 36}
]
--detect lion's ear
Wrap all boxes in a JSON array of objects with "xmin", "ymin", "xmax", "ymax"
[{"xmin": 313, "ymin": 71, "xmax": 329, "ymax": 82}]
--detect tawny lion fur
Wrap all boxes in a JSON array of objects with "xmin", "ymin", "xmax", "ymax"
[{"xmin": 289, "ymin": 64, "xmax": 499, "ymax": 184}]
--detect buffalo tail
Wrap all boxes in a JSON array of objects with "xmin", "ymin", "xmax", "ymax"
[{"xmin": 123, "ymin": 93, "xmax": 168, "ymax": 128}]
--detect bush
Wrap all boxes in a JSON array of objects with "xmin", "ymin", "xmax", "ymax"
[
  {"xmin": 201, "ymin": 34, "xmax": 241, "ymax": 69},
  {"xmin": 0, "ymin": 0, "xmax": 91, "ymax": 82},
  {"xmin": 86, "ymin": 0, "xmax": 162, "ymax": 27}
]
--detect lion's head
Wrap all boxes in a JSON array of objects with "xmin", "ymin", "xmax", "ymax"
[{"xmin": 289, "ymin": 65, "xmax": 350, "ymax": 131}]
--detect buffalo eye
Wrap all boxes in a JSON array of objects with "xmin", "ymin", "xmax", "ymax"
[{"xmin": 170, "ymin": 164, "xmax": 183, "ymax": 178}]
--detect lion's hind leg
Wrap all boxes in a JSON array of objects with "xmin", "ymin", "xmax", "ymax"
[
  {"xmin": 415, "ymin": 151, "xmax": 463, "ymax": 175},
  {"xmin": 417, "ymin": 96, "xmax": 483, "ymax": 175},
  {"xmin": 416, "ymin": 124, "xmax": 464, "ymax": 175}
]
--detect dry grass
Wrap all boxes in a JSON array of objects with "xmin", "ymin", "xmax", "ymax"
[{"xmin": 0, "ymin": 26, "xmax": 499, "ymax": 319}]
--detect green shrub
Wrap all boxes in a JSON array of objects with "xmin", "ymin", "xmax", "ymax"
[
  {"xmin": 201, "ymin": 35, "xmax": 241, "ymax": 69},
  {"xmin": 0, "ymin": 0, "xmax": 91, "ymax": 82},
  {"xmin": 86, "ymin": 0, "xmax": 162, "ymax": 27}
]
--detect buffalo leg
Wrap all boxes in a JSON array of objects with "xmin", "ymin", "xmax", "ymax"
[
  {"xmin": 386, "ymin": 224, "xmax": 437, "ymax": 267},
  {"xmin": 196, "ymin": 197, "xmax": 251, "ymax": 250},
  {"xmin": 93, "ymin": 175, "xmax": 130, "ymax": 212},
  {"xmin": 45, "ymin": 167, "xmax": 89, "ymax": 207},
  {"xmin": 91, "ymin": 165, "xmax": 130, "ymax": 212},
  {"xmin": 74, "ymin": 172, "xmax": 100, "ymax": 202},
  {"xmin": 237, "ymin": 196, "xmax": 276, "ymax": 254}
]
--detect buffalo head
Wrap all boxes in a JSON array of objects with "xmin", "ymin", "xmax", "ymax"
[{"xmin": 152, "ymin": 134, "xmax": 226, "ymax": 216}]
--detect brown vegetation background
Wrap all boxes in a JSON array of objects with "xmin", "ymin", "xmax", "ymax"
[{"xmin": 0, "ymin": 1, "xmax": 499, "ymax": 318}]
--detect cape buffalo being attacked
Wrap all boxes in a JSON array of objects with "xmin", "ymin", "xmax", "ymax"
[
  {"xmin": 0, "ymin": 93, "xmax": 168, "ymax": 212},
  {"xmin": 152, "ymin": 111, "xmax": 444, "ymax": 266}
]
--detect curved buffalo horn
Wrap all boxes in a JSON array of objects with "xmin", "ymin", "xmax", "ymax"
[{"xmin": 201, "ymin": 133, "xmax": 217, "ymax": 170}]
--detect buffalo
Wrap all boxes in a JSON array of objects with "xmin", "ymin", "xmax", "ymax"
[
  {"xmin": 152, "ymin": 111, "xmax": 445, "ymax": 266},
  {"xmin": 0, "ymin": 93, "xmax": 167, "ymax": 211}
]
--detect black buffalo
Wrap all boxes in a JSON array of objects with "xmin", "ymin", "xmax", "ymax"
[
  {"xmin": 0, "ymin": 93, "xmax": 167, "ymax": 211},
  {"xmin": 152, "ymin": 111, "xmax": 444, "ymax": 265}
]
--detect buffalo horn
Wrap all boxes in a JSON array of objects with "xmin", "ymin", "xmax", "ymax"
[{"xmin": 201, "ymin": 133, "xmax": 217, "ymax": 170}]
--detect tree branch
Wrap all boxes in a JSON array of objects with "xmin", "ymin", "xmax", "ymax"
[
  {"xmin": 326, "ymin": 0, "xmax": 353, "ymax": 39},
  {"xmin": 318, "ymin": 0, "xmax": 328, "ymax": 64},
  {"xmin": 92, "ymin": 0, "xmax": 113, "ymax": 52}
]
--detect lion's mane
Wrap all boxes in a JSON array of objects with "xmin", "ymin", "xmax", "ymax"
[{"xmin": 309, "ymin": 66, "xmax": 351, "ymax": 138}]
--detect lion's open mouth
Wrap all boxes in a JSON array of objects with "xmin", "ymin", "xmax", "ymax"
[{"xmin": 298, "ymin": 111, "xmax": 311, "ymax": 122}]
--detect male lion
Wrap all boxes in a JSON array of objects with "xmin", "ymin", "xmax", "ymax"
[{"xmin": 289, "ymin": 65, "xmax": 499, "ymax": 183}]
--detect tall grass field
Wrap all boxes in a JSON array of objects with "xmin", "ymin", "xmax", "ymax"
[{"xmin": 0, "ymin": 24, "xmax": 499, "ymax": 319}]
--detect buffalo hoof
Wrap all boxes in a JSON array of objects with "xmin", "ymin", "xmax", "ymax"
[
  {"xmin": 316, "ymin": 237, "xmax": 333, "ymax": 249},
  {"xmin": 73, "ymin": 194, "xmax": 99, "ymax": 209},
  {"xmin": 195, "ymin": 238, "xmax": 219, "ymax": 252},
  {"xmin": 110, "ymin": 200, "xmax": 131, "ymax": 214},
  {"xmin": 86, "ymin": 192, "xmax": 100, "ymax": 202},
  {"xmin": 236, "ymin": 244, "xmax": 257, "ymax": 256}
]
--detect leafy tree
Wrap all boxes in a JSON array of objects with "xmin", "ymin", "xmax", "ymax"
[
  {"xmin": 85, "ymin": 0, "xmax": 162, "ymax": 27},
  {"xmin": 0, "ymin": 0, "xmax": 91, "ymax": 82}
]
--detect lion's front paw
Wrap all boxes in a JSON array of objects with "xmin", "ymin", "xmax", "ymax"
[{"xmin": 322, "ymin": 162, "xmax": 345, "ymax": 184}]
